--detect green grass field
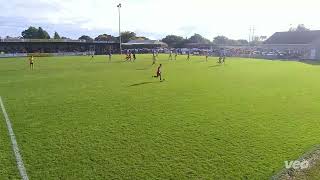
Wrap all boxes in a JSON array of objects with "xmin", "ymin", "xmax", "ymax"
[{"xmin": 1, "ymin": 54, "xmax": 320, "ymax": 179}]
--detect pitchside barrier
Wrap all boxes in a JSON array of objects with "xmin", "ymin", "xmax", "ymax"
[
  {"xmin": 0, "ymin": 53, "xmax": 28, "ymax": 58},
  {"xmin": 0, "ymin": 51, "xmax": 95, "ymax": 58}
]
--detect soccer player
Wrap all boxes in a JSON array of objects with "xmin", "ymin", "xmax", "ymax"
[
  {"xmin": 108, "ymin": 50, "xmax": 112, "ymax": 62},
  {"xmin": 205, "ymin": 51, "xmax": 209, "ymax": 62},
  {"xmin": 152, "ymin": 50, "xmax": 157, "ymax": 65},
  {"xmin": 187, "ymin": 51, "xmax": 190, "ymax": 61},
  {"xmin": 221, "ymin": 49, "xmax": 226, "ymax": 64},
  {"xmin": 175, "ymin": 50, "xmax": 178, "ymax": 60},
  {"xmin": 29, "ymin": 56, "xmax": 34, "ymax": 70},
  {"xmin": 90, "ymin": 51, "xmax": 95, "ymax": 60},
  {"xmin": 125, "ymin": 50, "xmax": 132, "ymax": 62},
  {"xmin": 129, "ymin": 51, "xmax": 132, "ymax": 61},
  {"xmin": 125, "ymin": 53, "xmax": 129, "ymax": 61},
  {"xmin": 153, "ymin": 64, "xmax": 163, "ymax": 81},
  {"xmin": 169, "ymin": 50, "xmax": 173, "ymax": 60},
  {"xmin": 132, "ymin": 51, "xmax": 136, "ymax": 61},
  {"xmin": 218, "ymin": 49, "xmax": 224, "ymax": 64}
]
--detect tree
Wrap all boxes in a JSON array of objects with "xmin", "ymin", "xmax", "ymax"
[
  {"xmin": 134, "ymin": 36, "xmax": 149, "ymax": 40},
  {"xmin": 94, "ymin": 34, "xmax": 117, "ymax": 41},
  {"xmin": 120, "ymin": 31, "xmax": 136, "ymax": 43},
  {"xmin": 21, "ymin": 26, "xmax": 39, "ymax": 39},
  {"xmin": 212, "ymin": 36, "xmax": 250, "ymax": 46},
  {"xmin": 162, "ymin": 35, "xmax": 184, "ymax": 47},
  {"xmin": 236, "ymin": 39, "xmax": 249, "ymax": 45},
  {"xmin": 213, "ymin": 36, "xmax": 229, "ymax": 45},
  {"xmin": 249, "ymin": 36, "xmax": 264, "ymax": 46},
  {"xmin": 78, "ymin": 35, "xmax": 93, "ymax": 41},
  {"xmin": 289, "ymin": 24, "xmax": 310, "ymax": 32},
  {"xmin": 53, "ymin": 32, "xmax": 61, "ymax": 39},
  {"xmin": 259, "ymin": 36, "xmax": 267, "ymax": 41},
  {"xmin": 227, "ymin": 39, "xmax": 238, "ymax": 45},
  {"xmin": 188, "ymin": 34, "xmax": 210, "ymax": 44},
  {"xmin": 21, "ymin": 26, "xmax": 50, "ymax": 39},
  {"xmin": 37, "ymin": 27, "xmax": 50, "ymax": 39}
]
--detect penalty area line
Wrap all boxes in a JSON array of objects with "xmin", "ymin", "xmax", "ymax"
[{"xmin": 0, "ymin": 96, "xmax": 29, "ymax": 180}]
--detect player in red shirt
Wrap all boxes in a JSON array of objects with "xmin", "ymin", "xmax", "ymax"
[{"xmin": 153, "ymin": 64, "xmax": 163, "ymax": 81}]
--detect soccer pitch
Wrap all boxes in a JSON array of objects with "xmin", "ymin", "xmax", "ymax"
[{"xmin": 1, "ymin": 55, "xmax": 320, "ymax": 179}]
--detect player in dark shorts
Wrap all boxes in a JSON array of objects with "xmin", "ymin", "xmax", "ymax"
[
  {"xmin": 169, "ymin": 50, "xmax": 173, "ymax": 60},
  {"xmin": 108, "ymin": 50, "xmax": 112, "ymax": 62},
  {"xmin": 125, "ymin": 53, "xmax": 129, "ymax": 61},
  {"xmin": 129, "ymin": 51, "xmax": 132, "ymax": 61},
  {"xmin": 125, "ymin": 50, "xmax": 132, "ymax": 62},
  {"xmin": 132, "ymin": 51, "xmax": 136, "ymax": 61},
  {"xmin": 175, "ymin": 50, "xmax": 178, "ymax": 60},
  {"xmin": 90, "ymin": 51, "xmax": 95, "ymax": 60},
  {"xmin": 205, "ymin": 51, "xmax": 209, "ymax": 62},
  {"xmin": 29, "ymin": 56, "xmax": 34, "ymax": 70},
  {"xmin": 222, "ymin": 49, "xmax": 226, "ymax": 63},
  {"xmin": 218, "ymin": 49, "xmax": 226, "ymax": 64},
  {"xmin": 187, "ymin": 51, "xmax": 190, "ymax": 61},
  {"xmin": 153, "ymin": 64, "xmax": 163, "ymax": 81}
]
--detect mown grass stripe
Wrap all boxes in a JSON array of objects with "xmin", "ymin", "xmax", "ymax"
[{"xmin": 0, "ymin": 96, "xmax": 29, "ymax": 180}]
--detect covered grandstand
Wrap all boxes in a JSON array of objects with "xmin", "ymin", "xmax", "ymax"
[
  {"xmin": 0, "ymin": 38, "xmax": 119, "ymax": 56},
  {"xmin": 122, "ymin": 40, "xmax": 168, "ymax": 49}
]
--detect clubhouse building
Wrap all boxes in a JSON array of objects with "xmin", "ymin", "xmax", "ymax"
[{"xmin": 262, "ymin": 30, "xmax": 320, "ymax": 60}]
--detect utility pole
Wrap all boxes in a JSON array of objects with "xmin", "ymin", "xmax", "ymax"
[
  {"xmin": 249, "ymin": 27, "xmax": 252, "ymax": 43},
  {"xmin": 252, "ymin": 26, "xmax": 255, "ymax": 42}
]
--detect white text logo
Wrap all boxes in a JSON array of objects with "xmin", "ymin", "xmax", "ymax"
[{"xmin": 284, "ymin": 160, "xmax": 309, "ymax": 170}]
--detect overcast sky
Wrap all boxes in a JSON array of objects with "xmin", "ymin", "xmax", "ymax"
[{"xmin": 1, "ymin": 0, "xmax": 320, "ymax": 40}]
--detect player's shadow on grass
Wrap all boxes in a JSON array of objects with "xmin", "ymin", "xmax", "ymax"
[
  {"xmin": 136, "ymin": 67, "xmax": 150, "ymax": 70},
  {"xmin": 129, "ymin": 81, "xmax": 161, "ymax": 87},
  {"xmin": 192, "ymin": 60, "xmax": 207, "ymax": 63},
  {"xmin": 209, "ymin": 64, "xmax": 222, "ymax": 68},
  {"xmin": 298, "ymin": 60, "xmax": 320, "ymax": 66},
  {"xmin": 93, "ymin": 61, "xmax": 110, "ymax": 64}
]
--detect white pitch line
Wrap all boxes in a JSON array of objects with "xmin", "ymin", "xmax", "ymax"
[{"xmin": 0, "ymin": 96, "xmax": 29, "ymax": 180}]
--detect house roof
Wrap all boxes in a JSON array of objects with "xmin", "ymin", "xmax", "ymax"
[{"xmin": 264, "ymin": 30, "xmax": 320, "ymax": 44}]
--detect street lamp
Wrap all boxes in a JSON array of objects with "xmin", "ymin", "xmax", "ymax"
[{"xmin": 117, "ymin": 3, "xmax": 122, "ymax": 55}]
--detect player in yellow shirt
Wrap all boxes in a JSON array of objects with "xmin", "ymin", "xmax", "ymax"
[{"xmin": 29, "ymin": 56, "xmax": 34, "ymax": 70}]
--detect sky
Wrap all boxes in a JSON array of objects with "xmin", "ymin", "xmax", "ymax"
[{"xmin": 1, "ymin": 0, "xmax": 320, "ymax": 40}]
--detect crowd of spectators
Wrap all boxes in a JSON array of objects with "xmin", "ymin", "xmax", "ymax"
[
  {"xmin": 148, "ymin": 47, "xmax": 308, "ymax": 60},
  {"xmin": 1, "ymin": 45, "xmax": 308, "ymax": 60}
]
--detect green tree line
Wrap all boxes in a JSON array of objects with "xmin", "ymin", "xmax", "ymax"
[{"xmin": 18, "ymin": 26, "xmax": 268, "ymax": 47}]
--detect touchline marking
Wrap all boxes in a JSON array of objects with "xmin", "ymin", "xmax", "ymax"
[{"xmin": 0, "ymin": 96, "xmax": 29, "ymax": 180}]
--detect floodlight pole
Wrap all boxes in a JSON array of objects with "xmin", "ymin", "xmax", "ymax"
[{"xmin": 117, "ymin": 3, "xmax": 122, "ymax": 55}]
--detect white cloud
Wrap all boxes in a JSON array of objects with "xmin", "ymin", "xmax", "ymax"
[{"xmin": 1, "ymin": 0, "xmax": 320, "ymax": 39}]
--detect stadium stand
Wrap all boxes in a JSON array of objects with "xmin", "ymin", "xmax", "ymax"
[
  {"xmin": 122, "ymin": 40, "xmax": 168, "ymax": 49},
  {"xmin": 0, "ymin": 38, "xmax": 119, "ymax": 57}
]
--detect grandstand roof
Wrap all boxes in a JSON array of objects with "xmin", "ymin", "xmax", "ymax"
[
  {"xmin": 264, "ymin": 30, "xmax": 320, "ymax": 45},
  {"xmin": 124, "ymin": 40, "xmax": 167, "ymax": 45}
]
